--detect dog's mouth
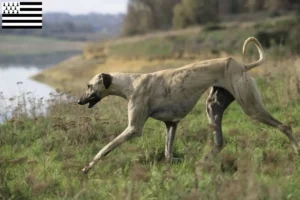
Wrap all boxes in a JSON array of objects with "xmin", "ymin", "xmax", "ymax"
[
  {"xmin": 78, "ymin": 95, "xmax": 101, "ymax": 108},
  {"xmin": 88, "ymin": 97, "xmax": 101, "ymax": 108}
]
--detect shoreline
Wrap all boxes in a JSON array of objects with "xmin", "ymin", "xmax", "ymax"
[{"xmin": 0, "ymin": 51, "xmax": 81, "ymax": 68}]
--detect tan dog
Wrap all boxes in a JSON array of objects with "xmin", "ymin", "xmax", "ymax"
[{"xmin": 78, "ymin": 37, "xmax": 300, "ymax": 173}]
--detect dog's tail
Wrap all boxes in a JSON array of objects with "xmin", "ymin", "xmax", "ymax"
[{"xmin": 242, "ymin": 37, "xmax": 265, "ymax": 71}]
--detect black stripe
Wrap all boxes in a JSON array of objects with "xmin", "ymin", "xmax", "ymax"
[
  {"xmin": 2, "ymin": 20, "xmax": 42, "ymax": 23},
  {"xmin": 2, "ymin": 14, "xmax": 42, "ymax": 17},
  {"xmin": 2, "ymin": 26, "xmax": 42, "ymax": 29},
  {"xmin": 20, "ymin": 8, "xmax": 42, "ymax": 11},
  {"xmin": 20, "ymin": 2, "xmax": 42, "ymax": 5}
]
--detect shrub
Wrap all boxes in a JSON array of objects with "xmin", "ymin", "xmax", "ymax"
[
  {"xmin": 288, "ymin": 24, "xmax": 300, "ymax": 54},
  {"xmin": 255, "ymin": 30, "xmax": 289, "ymax": 48},
  {"xmin": 204, "ymin": 23, "xmax": 226, "ymax": 32},
  {"xmin": 172, "ymin": 0, "xmax": 219, "ymax": 29}
]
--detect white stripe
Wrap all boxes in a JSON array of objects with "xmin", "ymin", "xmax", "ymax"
[
  {"xmin": 20, "ymin": 5, "xmax": 42, "ymax": 9},
  {"xmin": 19, "ymin": 11, "xmax": 42, "ymax": 14},
  {"xmin": 2, "ymin": 23, "xmax": 42, "ymax": 26},
  {"xmin": 2, "ymin": 17, "xmax": 42, "ymax": 20}
]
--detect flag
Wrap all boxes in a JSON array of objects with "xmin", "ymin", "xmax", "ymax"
[{"xmin": 1, "ymin": 1, "xmax": 42, "ymax": 29}]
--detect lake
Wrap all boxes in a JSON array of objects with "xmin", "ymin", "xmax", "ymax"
[
  {"xmin": 0, "ymin": 66, "xmax": 53, "ymax": 99},
  {"xmin": 0, "ymin": 52, "xmax": 79, "ymax": 121}
]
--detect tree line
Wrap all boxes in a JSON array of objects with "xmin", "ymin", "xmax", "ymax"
[{"xmin": 122, "ymin": 0, "xmax": 299, "ymax": 35}]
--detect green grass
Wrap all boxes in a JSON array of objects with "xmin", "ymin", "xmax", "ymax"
[
  {"xmin": 0, "ymin": 35, "xmax": 62, "ymax": 43},
  {"xmin": 108, "ymin": 26, "xmax": 256, "ymax": 59},
  {"xmin": 109, "ymin": 37, "xmax": 175, "ymax": 59},
  {"xmin": 103, "ymin": 16, "xmax": 299, "ymax": 60},
  {"xmin": 0, "ymin": 35, "xmax": 84, "ymax": 55},
  {"xmin": 1, "ymin": 15, "xmax": 300, "ymax": 198},
  {"xmin": 1, "ymin": 66, "xmax": 300, "ymax": 199}
]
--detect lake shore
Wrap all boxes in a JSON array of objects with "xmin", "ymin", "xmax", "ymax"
[{"xmin": 0, "ymin": 51, "xmax": 81, "ymax": 68}]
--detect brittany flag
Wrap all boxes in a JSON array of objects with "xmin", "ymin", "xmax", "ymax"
[{"xmin": 1, "ymin": 1, "xmax": 42, "ymax": 29}]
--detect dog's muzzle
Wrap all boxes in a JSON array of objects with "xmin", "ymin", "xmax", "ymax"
[{"xmin": 78, "ymin": 94, "xmax": 101, "ymax": 108}]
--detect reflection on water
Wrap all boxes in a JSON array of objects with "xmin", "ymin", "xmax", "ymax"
[
  {"xmin": 0, "ymin": 66, "xmax": 53, "ymax": 98},
  {"xmin": 0, "ymin": 65, "xmax": 54, "ymax": 122},
  {"xmin": 0, "ymin": 52, "xmax": 79, "ymax": 122}
]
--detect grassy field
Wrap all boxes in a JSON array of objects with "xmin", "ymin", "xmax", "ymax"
[
  {"xmin": 0, "ymin": 35, "xmax": 84, "ymax": 56},
  {"xmin": 2, "ymin": 56, "xmax": 300, "ymax": 199},
  {"xmin": 2, "ymin": 14, "xmax": 300, "ymax": 200}
]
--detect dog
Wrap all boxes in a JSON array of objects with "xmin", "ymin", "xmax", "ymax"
[{"xmin": 78, "ymin": 37, "xmax": 300, "ymax": 173}]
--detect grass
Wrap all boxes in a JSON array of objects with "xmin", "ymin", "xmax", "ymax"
[
  {"xmin": 1, "ymin": 55, "xmax": 300, "ymax": 199},
  {"xmin": 0, "ymin": 35, "xmax": 84, "ymax": 56},
  {"xmin": 93, "ymin": 15, "xmax": 296, "ymax": 60}
]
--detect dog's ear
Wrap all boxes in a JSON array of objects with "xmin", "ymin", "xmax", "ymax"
[{"xmin": 100, "ymin": 73, "xmax": 112, "ymax": 89}]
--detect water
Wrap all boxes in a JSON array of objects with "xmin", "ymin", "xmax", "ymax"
[
  {"xmin": 0, "ymin": 66, "xmax": 53, "ymax": 99},
  {"xmin": 0, "ymin": 52, "xmax": 79, "ymax": 122},
  {"xmin": 0, "ymin": 65, "xmax": 55, "ymax": 121}
]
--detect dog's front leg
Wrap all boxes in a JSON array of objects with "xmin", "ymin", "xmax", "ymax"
[
  {"xmin": 82, "ymin": 101, "xmax": 148, "ymax": 174},
  {"xmin": 82, "ymin": 126, "xmax": 141, "ymax": 173}
]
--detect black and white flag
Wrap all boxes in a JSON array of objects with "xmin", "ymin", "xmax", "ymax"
[{"xmin": 1, "ymin": 1, "xmax": 42, "ymax": 29}]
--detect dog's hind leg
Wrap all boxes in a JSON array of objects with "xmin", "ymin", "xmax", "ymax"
[
  {"xmin": 233, "ymin": 75, "xmax": 300, "ymax": 154},
  {"xmin": 206, "ymin": 87, "xmax": 235, "ymax": 154},
  {"xmin": 164, "ymin": 121, "xmax": 178, "ymax": 163}
]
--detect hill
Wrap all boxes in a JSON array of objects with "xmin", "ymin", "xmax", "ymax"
[
  {"xmin": 0, "ymin": 12, "xmax": 124, "ymax": 41},
  {"xmin": 0, "ymin": 35, "xmax": 84, "ymax": 56}
]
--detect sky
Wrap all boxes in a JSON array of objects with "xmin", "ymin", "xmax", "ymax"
[{"xmin": 0, "ymin": 0, "xmax": 129, "ymax": 14}]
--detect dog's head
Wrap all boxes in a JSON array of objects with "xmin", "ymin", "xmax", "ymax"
[{"xmin": 78, "ymin": 73, "xmax": 112, "ymax": 108}]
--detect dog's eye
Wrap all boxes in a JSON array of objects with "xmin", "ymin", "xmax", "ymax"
[{"xmin": 87, "ymin": 84, "xmax": 92, "ymax": 89}]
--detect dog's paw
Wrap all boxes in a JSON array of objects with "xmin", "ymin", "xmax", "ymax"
[{"xmin": 82, "ymin": 165, "xmax": 91, "ymax": 174}]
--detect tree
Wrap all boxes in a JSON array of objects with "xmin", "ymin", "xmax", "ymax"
[
  {"xmin": 264, "ymin": 0, "xmax": 289, "ymax": 12},
  {"xmin": 173, "ymin": 3, "xmax": 189, "ymax": 28},
  {"xmin": 172, "ymin": 0, "xmax": 219, "ymax": 29},
  {"xmin": 122, "ymin": 1, "xmax": 155, "ymax": 35},
  {"xmin": 122, "ymin": 0, "xmax": 181, "ymax": 35},
  {"xmin": 245, "ymin": 0, "xmax": 265, "ymax": 12}
]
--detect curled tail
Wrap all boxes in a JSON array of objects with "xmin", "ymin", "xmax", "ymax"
[{"xmin": 242, "ymin": 37, "xmax": 265, "ymax": 71}]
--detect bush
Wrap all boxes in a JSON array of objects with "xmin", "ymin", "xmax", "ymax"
[
  {"xmin": 204, "ymin": 23, "xmax": 226, "ymax": 32},
  {"xmin": 255, "ymin": 30, "xmax": 289, "ymax": 48},
  {"xmin": 296, "ymin": 8, "xmax": 300, "ymax": 19},
  {"xmin": 270, "ymin": 11, "xmax": 281, "ymax": 18},
  {"xmin": 172, "ymin": 0, "xmax": 219, "ymax": 29},
  {"xmin": 288, "ymin": 24, "xmax": 300, "ymax": 54}
]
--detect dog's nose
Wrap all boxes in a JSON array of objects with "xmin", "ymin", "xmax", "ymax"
[{"xmin": 78, "ymin": 99, "xmax": 83, "ymax": 105}]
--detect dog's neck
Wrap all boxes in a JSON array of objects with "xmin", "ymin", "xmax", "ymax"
[{"xmin": 108, "ymin": 73, "xmax": 140, "ymax": 99}]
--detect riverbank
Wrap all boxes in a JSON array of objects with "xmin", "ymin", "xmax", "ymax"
[{"xmin": 0, "ymin": 51, "xmax": 81, "ymax": 68}]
